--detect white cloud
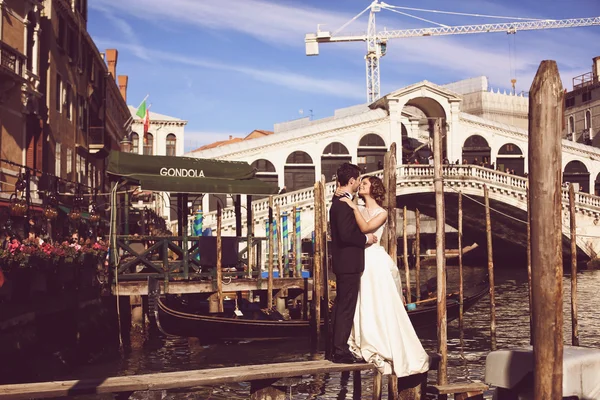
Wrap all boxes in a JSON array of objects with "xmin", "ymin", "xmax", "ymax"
[{"xmin": 94, "ymin": 39, "xmax": 365, "ymax": 99}]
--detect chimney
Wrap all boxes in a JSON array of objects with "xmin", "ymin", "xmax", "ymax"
[
  {"xmin": 229, "ymin": 135, "xmax": 232, "ymax": 140},
  {"xmin": 105, "ymin": 49, "xmax": 118, "ymax": 78},
  {"xmin": 118, "ymin": 75, "xmax": 128, "ymax": 102},
  {"xmin": 594, "ymin": 56, "xmax": 600, "ymax": 83}
]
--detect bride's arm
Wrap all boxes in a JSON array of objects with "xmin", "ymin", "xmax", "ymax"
[{"xmin": 351, "ymin": 207, "xmax": 388, "ymax": 233}]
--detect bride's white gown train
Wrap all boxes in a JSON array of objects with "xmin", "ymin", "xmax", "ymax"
[{"xmin": 348, "ymin": 206, "xmax": 430, "ymax": 376}]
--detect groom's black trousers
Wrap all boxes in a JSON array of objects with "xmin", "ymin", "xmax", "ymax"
[{"xmin": 332, "ymin": 272, "xmax": 362, "ymax": 358}]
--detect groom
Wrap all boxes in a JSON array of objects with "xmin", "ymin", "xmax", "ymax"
[{"xmin": 329, "ymin": 162, "xmax": 377, "ymax": 363}]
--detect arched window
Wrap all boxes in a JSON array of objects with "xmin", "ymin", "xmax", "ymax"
[
  {"xmin": 286, "ymin": 151, "xmax": 313, "ymax": 164},
  {"xmin": 359, "ymin": 134, "xmax": 386, "ymax": 147},
  {"xmin": 585, "ymin": 110, "xmax": 592, "ymax": 130},
  {"xmin": 252, "ymin": 159, "xmax": 276, "ymax": 173},
  {"xmin": 568, "ymin": 116, "xmax": 575, "ymax": 134},
  {"xmin": 144, "ymin": 133, "xmax": 153, "ymax": 155},
  {"xmin": 131, "ymin": 132, "xmax": 139, "ymax": 154},
  {"xmin": 166, "ymin": 134, "xmax": 177, "ymax": 156}
]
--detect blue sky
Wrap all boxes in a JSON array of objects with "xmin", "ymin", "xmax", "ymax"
[{"xmin": 88, "ymin": 0, "xmax": 600, "ymax": 151}]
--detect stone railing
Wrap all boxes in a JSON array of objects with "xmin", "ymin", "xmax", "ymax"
[{"xmin": 201, "ymin": 165, "xmax": 600, "ymax": 230}]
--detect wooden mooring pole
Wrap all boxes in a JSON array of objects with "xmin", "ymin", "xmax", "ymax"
[
  {"xmin": 568, "ymin": 183, "xmax": 579, "ymax": 346},
  {"xmin": 484, "ymin": 184, "xmax": 496, "ymax": 351},
  {"xmin": 458, "ymin": 192, "xmax": 464, "ymax": 332},
  {"xmin": 276, "ymin": 204, "xmax": 283, "ymax": 279},
  {"xmin": 291, "ymin": 206, "xmax": 297, "ymax": 277},
  {"xmin": 433, "ymin": 119, "xmax": 447, "ymax": 385},
  {"xmin": 216, "ymin": 203, "xmax": 224, "ymax": 313},
  {"xmin": 403, "ymin": 206, "xmax": 410, "ymax": 304},
  {"xmin": 268, "ymin": 196, "xmax": 274, "ymax": 308},
  {"xmin": 527, "ymin": 183, "xmax": 533, "ymax": 345},
  {"xmin": 415, "ymin": 209, "xmax": 421, "ymax": 302},
  {"xmin": 529, "ymin": 60, "xmax": 564, "ymax": 399},
  {"xmin": 313, "ymin": 181, "xmax": 323, "ymax": 341}
]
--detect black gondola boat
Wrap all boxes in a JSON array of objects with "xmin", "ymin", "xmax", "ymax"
[{"xmin": 152, "ymin": 279, "xmax": 489, "ymax": 341}]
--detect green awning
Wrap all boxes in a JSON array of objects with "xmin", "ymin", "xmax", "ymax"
[{"xmin": 107, "ymin": 151, "xmax": 279, "ymax": 195}]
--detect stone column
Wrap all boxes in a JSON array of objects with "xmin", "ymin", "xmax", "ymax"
[
  {"xmin": 32, "ymin": 8, "xmax": 41, "ymax": 77},
  {"xmin": 448, "ymin": 100, "xmax": 462, "ymax": 163},
  {"xmin": 387, "ymin": 99, "xmax": 402, "ymax": 147}
]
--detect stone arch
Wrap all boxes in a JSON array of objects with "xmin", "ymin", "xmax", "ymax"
[
  {"xmin": 462, "ymin": 135, "xmax": 491, "ymax": 166},
  {"xmin": 595, "ymin": 172, "xmax": 600, "ymax": 196},
  {"xmin": 284, "ymin": 151, "xmax": 315, "ymax": 192},
  {"xmin": 321, "ymin": 142, "xmax": 351, "ymax": 182},
  {"xmin": 251, "ymin": 159, "xmax": 278, "ymax": 199},
  {"xmin": 563, "ymin": 160, "xmax": 590, "ymax": 193},
  {"xmin": 400, "ymin": 97, "xmax": 448, "ymax": 162},
  {"xmin": 357, "ymin": 133, "xmax": 387, "ymax": 173},
  {"xmin": 496, "ymin": 143, "xmax": 524, "ymax": 175}
]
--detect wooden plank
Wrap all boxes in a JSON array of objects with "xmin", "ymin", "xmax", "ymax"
[
  {"xmin": 372, "ymin": 371, "xmax": 382, "ymax": 400},
  {"xmin": 427, "ymin": 382, "xmax": 488, "ymax": 395},
  {"xmin": 529, "ymin": 60, "xmax": 564, "ymax": 399},
  {"xmin": 113, "ymin": 278, "xmax": 309, "ymax": 296},
  {"xmin": 0, "ymin": 360, "xmax": 376, "ymax": 399}
]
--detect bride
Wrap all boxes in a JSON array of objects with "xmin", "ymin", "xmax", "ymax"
[{"xmin": 338, "ymin": 175, "xmax": 430, "ymax": 377}]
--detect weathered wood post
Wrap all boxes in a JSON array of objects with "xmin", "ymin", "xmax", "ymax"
[
  {"xmin": 458, "ymin": 192, "xmax": 464, "ymax": 332},
  {"xmin": 321, "ymin": 175, "xmax": 331, "ymax": 358},
  {"xmin": 216, "ymin": 203, "xmax": 224, "ymax": 313},
  {"xmin": 484, "ymin": 185, "xmax": 496, "ymax": 351},
  {"xmin": 313, "ymin": 181, "xmax": 323, "ymax": 340},
  {"xmin": 433, "ymin": 118, "xmax": 447, "ymax": 385},
  {"xmin": 529, "ymin": 60, "xmax": 564, "ymax": 399},
  {"xmin": 268, "ymin": 196, "xmax": 275, "ymax": 308},
  {"xmin": 569, "ymin": 183, "xmax": 579, "ymax": 346},
  {"xmin": 247, "ymin": 195, "xmax": 254, "ymax": 279},
  {"xmin": 415, "ymin": 209, "xmax": 421, "ymax": 302},
  {"xmin": 403, "ymin": 206, "xmax": 411, "ymax": 304},
  {"xmin": 291, "ymin": 205, "xmax": 297, "ymax": 277},
  {"xmin": 276, "ymin": 204, "xmax": 283, "ymax": 278},
  {"xmin": 526, "ymin": 183, "xmax": 533, "ymax": 344}
]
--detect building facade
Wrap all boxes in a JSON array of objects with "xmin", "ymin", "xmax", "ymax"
[
  {"xmin": 127, "ymin": 107, "xmax": 187, "ymax": 224},
  {"xmin": 0, "ymin": 0, "xmax": 131, "ymax": 238},
  {"xmin": 0, "ymin": 0, "xmax": 43, "ymax": 198}
]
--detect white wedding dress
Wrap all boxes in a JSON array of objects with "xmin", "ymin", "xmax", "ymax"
[{"xmin": 348, "ymin": 206, "xmax": 430, "ymax": 376}]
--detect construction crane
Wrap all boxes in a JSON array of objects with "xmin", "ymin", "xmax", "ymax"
[{"xmin": 305, "ymin": 0, "xmax": 600, "ymax": 103}]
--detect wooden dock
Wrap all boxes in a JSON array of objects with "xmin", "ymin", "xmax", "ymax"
[
  {"xmin": 0, "ymin": 360, "xmax": 374, "ymax": 399},
  {"xmin": 113, "ymin": 277, "xmax": 310, "ymax": 295}
]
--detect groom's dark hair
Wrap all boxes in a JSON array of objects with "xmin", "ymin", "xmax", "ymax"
[{"xmin": 336, "ymin": 163, "xmax": 361, "ymax": 186}]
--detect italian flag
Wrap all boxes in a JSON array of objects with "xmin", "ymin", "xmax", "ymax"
[{"xmin": 136, "ymin": 98, "xmax": 150, "ymax": 134}]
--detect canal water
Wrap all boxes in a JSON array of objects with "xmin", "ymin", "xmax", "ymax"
[{"xmin": 16, "ymin": 264, "xmax": 600, "ymax": 399}]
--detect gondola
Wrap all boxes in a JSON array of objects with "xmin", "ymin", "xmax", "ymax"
[{"xmin": 151, "ymin": 279, "xmax": 489, "ymax": 341}]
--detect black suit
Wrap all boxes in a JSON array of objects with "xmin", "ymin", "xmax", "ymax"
[{"xmin": 329, "ymin": 194, "xmax": 366, "ymax": 359}]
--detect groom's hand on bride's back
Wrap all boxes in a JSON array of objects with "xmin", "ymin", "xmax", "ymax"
[{"xmin": 366, "ymin": 233, "xmax": 377, "ymax": 245}]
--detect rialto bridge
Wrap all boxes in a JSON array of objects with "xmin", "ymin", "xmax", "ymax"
[{"xmin": 188, "ymin": 80, "xmax": 600, "ymax": 261}]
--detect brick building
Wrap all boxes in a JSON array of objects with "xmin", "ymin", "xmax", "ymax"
[{"xmin": 0, "ymin": 0, "xmax": 131, "ymax": 235}]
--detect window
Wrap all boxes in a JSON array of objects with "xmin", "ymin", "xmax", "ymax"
[
  {"xmin": 57, "ymin": 15, "xmax": 66, "ymax": 49},
  {"xmin": 131, "ymin": 132, "xmax": 139, "ymax": 154},
  {"xmin": 143, "ymin": 133, "xmax": 153, "ymax": 155},
  {"xmin": 26, "ymin": 12, "xmax": 35, "ymax": 71},
  {"xmin": 565, "ymin": 97, "xmax": 575, "ymax": 108},
  {"xmin": 56, "ymin": 74, "xmax": 62, "ymax": 112},
  {"xmin": 568, "ymin": 116, "xmax": 575, "ymax": 134},
  {"xmin": 66, "ymin": 147, "xmax": 73, "ymax": 176},
  {"xmin": 77, "ymin": 96, "xmax": 84, "ymax": 129},
  {"xmin": 166, "ymin": 134, "xmax": 177, "ymax": 156},
  {"xmin": 583, "ymin": 92, "xmax": 592, "ymax": 103},
  {"xmin": 585, "ymin": 110, "xmax": 592, "ymax": 130},
  {"xmin": 64, "ymin": 84, "xmax": 72, "ymax": 120},
  {"xmin": 55, "ymin": 143, "xmax": 61, "ymax": 176}
]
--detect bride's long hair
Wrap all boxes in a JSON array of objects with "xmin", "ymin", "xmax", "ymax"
[{"xmin": 360, "ymin": 176, "xmax": 386, "ymax": 207}]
